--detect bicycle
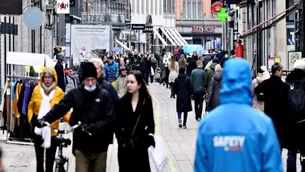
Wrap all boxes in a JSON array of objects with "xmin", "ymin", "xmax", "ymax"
[{"xmin": 42, "ymin": 120, "xmax": 91, "ymax": 172}]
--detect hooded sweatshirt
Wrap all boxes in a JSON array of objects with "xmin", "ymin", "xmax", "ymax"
[{"xmin": 194, "ymin": 58, "xmax": 282, "ymax": 172}]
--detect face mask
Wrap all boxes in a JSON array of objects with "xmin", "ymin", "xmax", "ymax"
[{"xmin": 84, "ymin": 84, "xmax": 97, "ymax": 92}]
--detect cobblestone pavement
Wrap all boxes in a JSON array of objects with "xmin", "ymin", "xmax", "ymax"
[{"xmin": 0, "ymin": 83, "xmax": 299, "ymax": 171}]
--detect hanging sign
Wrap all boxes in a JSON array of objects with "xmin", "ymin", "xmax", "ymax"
[
  {"xmin": 217, "ymin": 8, "xmax": 228, "ymax": 23},
  {"xmin": 211, "ymin": 1, "xmax": 223, "ymax": 14},
  {"xmin": 56, "ymin": 0, "xmax": 70, "ymax": 14}
]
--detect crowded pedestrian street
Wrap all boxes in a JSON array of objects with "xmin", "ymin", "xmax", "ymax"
[{"xmin": 0, "ymin": 83, "xmax": 300, "ymax": 172}]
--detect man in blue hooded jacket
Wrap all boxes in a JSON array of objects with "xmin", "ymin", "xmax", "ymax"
[{"xmin": 194, "ymin": 58, "xmax": 282, "ymax": 172}]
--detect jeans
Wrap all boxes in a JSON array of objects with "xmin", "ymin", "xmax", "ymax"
[
  {"xmin": 75, "ymin": 149, "xmax": 107, "ymax": 172},
  {"xmin": 34, "ymin": 135, "xmax": 57, "ymax": 172},
  {"xmin": 193, "ymin": 93, "xmax": 204, "ymax": 119},
  {"xmin": 177, "ymin": 112, "xmax": 188, "ymax": 126},
  {"xmin": 287, "ymin": 150, "xmax": 305, "ymax": 172}
]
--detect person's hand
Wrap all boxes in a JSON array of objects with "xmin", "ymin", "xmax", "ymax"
[
  {"xmin": 148, "ymin": 135, "xmax": 155, "ymax": 147},
  {"xmin": 36, "ymin": 119, "xmax": 48, "ymax": 128}
]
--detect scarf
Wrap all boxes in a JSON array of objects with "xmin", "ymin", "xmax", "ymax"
[{"xmin": 34, "ymin": 87, "xmax": 55, "ymax": 148}]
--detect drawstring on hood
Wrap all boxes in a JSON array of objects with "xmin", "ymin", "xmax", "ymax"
[{"xmin": 220, "ymin": 58, "xmax": 252, "ymax": 105}]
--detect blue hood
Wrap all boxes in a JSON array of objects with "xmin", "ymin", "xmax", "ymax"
[{"xmin": 220, "ymin": 58, "xmax": 252, "ymax": 105}]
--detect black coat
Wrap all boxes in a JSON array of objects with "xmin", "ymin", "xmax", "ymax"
[
  {"xmin": 255, "ymin": 75, "xmax": 289, "ymax": 148},
  {"xmin": 285, "ymin": 69, "xmax": 305, "ymax": 150},
  {"xmin": 43, "ymin": 85, "xmax": 114, "ymax": 153},
  {"xmin": 173, "ymin": 74, "xmax": 193, "ymax": 112},
  {"xmin": 115, "ymin": 94, "xmax": 155, "ymax": 172},
  {"xmin": 54, "ymin": 61, "xmax": 66, "ymax": 92}
]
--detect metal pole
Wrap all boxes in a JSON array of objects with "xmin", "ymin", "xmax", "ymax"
[{"xmin": 301, "ymin": 0, "xmax": 305, "ymax": 56}]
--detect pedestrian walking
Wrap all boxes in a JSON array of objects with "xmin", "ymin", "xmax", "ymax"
[
  {"xmin": 173, "ymin": 67, "xmax": 193, "ymax": 128},
  {"xmin": 169, "ymin": 56, "xmax": 179, "ymax": 98},
  {"xmin": 115, "ymin": 70, "xmax": 155, "ymax": 172},
  {"xmin": 104, "ymin": 55, "xmax": 119, "ymax": 84},
  {"xmin": 28, "ymin": 67, "xmax": 70, "ymax": 172},
  {"xmin": 37, "ymin": 62, "xmax": 114, "ymax": 172},
  {"xmin": 254, "ymin": 63, "xmax": 287, "ymax": 149},
  {"xmin": 116, "ymin": 66, "xmax": 127, "ymax": 97},
  {"xmin": 91, "ymin": 58, "xmax": 119, "ymax": 102},
  {"xmin": 251, "ymin": 66, "xmax": 270, "ymax": 111},
  {"xmin": 194, "ymin": 58, "xmax": 282, "ymax": 172},
  {"xmin": 284, "ymin": 59, "xmax": 305, "ymax": 172},
  {"xmin": 190, "ymin": 60, "xmax": 205, "ymax": 121},
  {"xmin": 206, "ymin": 64, "xmax": 223, "ymax": 111}
]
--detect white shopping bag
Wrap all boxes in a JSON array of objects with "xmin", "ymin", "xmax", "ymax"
[
  {"xmin": 148, "ymin": 136, "xmax": 168, "ymax": 172},
  {"xmin": 151, "ymin": 67, "xmax": 155, "ymax": 76}
]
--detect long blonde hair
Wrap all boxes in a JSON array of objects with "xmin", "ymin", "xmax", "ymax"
[{"xmin": 170, "ymin": 56, "xmax": 176, "ymax": 70}]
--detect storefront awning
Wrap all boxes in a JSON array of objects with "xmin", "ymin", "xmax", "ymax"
[
  {"xmin": 159, "ymin": 28, "xmax": 177, "ymax": 46},
  {"xmin": 241, "ymin": 2, "xmax": 299, "ymax": 38},
  {"xmin": 171, "ymin": 28, "xmax": 188, "ymax": 45},
  {"xmin": 115, "ymin": 38, "xmax": 130, "ymax": 50},
  {"xmin": 167, "ymin": 28, "xmax": 184, "ymax": 45},
  {"xmin": 154, "ymin": 28, "xmax": 168, "ymax": 46}
]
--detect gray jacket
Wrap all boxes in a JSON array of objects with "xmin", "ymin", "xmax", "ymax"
[{"xmin": 207, "ymin": 72, "xmax": 222, "ymax": 110}]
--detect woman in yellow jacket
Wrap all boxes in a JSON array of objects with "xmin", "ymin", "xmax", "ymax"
[{"xmin": 28, "ymin": 67, "xmax": 70, "ymax": 172}]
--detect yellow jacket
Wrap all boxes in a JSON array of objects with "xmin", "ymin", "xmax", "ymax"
[{"xmin": 28, "ymin": 67, "xmax": 70, "ymax": 136}]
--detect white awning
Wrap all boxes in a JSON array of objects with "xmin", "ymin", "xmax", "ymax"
[
  {"xmin": 172, "ymin": 28, "xmax": 188, "ymax": 45},
  {"xmin": 154, "ymin": 29, "xmax": 168, "ymax": 46},
  {"xmin": 160, "ymin": 28, "xmax": 177, "ymax": 46},
  {"xmin": 163, "ymin": 28, "xmax": 181, "ymax": 45},
  {"xmin": 115, "ymin": 38, "xmax": 130, "ymax": 50},
  {"xmin": 167, "ymin": 28, "xmax": 185, "ymax": 46}
]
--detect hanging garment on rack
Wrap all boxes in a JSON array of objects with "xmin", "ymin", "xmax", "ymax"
[
  {"xmin": 10, "ymin": 80, "xmax": 18, "ymax": 132},
  {"xmin": 13, "ymin": 82, "xmax": 22, "ymax": 126},
  {"xmin": 0, "ymin": 82, "xmax": 8, "ymax": 128},
  {"xmin": 22, "ymin": 83, "xmax": 31, "ymax": 115},
  {"xmin": 17, "ymin": 82, "xmax": 26, "ymax": 115},
  {"xmin": 6, "ymin": 82, "xmax": 11, "ymax": 131}
]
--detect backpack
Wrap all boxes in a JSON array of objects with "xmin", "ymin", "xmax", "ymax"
[{"xmin": 288, "ymin": 79, "xmax": 305, "ymax": 123}]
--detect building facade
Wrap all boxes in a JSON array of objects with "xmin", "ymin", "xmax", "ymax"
[
  {"xmin": 238, "ymin": 0, "xmax": 299, "ymax": 72},
  {"xmin": 175, "ymin": 0, "xmax": 222, "ymax": 51},
  {"xmin": 117, "ymin": 0, "xmax": 187, "ymax": 53}
]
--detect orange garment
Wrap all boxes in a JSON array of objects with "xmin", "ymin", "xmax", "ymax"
[{"xmin": 12, "ymin": 83, "xmax": 22, "ymax": 125}]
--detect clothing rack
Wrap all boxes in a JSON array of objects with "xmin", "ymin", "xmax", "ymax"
[
  {"xmin": 7, "ymin": 75, "xmax": 40, "ymax": 80},
  {"xmin": 3, "ymin": 52, "xmax": 50, "ymax": 145}
]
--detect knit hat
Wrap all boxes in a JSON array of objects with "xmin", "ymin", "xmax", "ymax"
[{"xmin": 81, "ymin": 62, "xmax": 97, "ymax": 81}]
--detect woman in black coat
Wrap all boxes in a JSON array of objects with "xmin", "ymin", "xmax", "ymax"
[
  {"xmin": 285, "ymin": 64, "xmax": 305, "ymax": 171},
  {"xmin": 115, "ymin": 70, "xmax": 155, "ymax": 172},
  {"xmin": 173, "ymin": 67, "xmax": 193, "ymax": 129}
]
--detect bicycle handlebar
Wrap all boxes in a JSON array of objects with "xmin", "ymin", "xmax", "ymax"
[{"xmin": 42, "ymin": 121, "xmax": 91, "ymax": 136}]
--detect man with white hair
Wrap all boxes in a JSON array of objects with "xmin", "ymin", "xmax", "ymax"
[
  {"xmin": 90, "ymin": 58, "xmax": 119, "ymax": 102},
  {"xmin": 284, "ymin": 59, "xmax": 305, "ymax": 171}
]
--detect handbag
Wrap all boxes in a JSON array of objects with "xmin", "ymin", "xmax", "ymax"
[
  {"xmin": 124, "ymin": 98, "xmax": 146, "ymax": 148},
  {"xmin": 148, "ymin": 136, "xmax": 168, "ymax": 172}
]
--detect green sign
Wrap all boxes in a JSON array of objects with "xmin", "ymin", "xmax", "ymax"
[{"xmin": 217, "ymin": 8, "xmax": 228, "ymax": 23}]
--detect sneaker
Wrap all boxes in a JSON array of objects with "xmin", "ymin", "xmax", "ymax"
[
  {"xmin": 183, "ymin": 126, "xmax": 187, "ymax": 129},
  {"xmin": 178, "ymin": 119, "xmax": 182, "ymax": 128}
]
